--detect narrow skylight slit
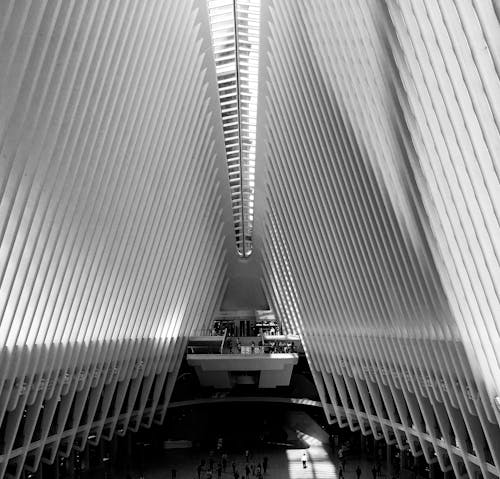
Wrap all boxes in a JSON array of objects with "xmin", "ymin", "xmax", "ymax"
[{"xmin": 207, "ymin": 0, "xmax": 260, "ymax": 258}]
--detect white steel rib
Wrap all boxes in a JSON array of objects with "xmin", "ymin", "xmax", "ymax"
[
  {"xmin": 254, "ymin": 1, "xmax": 500, "ymax": 478},
  {"xmin": 0, "ymin": 0, "xmax": 499, "ymax": 478}
]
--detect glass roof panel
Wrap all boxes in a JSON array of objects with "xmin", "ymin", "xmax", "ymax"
[{"xmin": 207, "ymin": 0, "xmax": 260, "ymax": 258}]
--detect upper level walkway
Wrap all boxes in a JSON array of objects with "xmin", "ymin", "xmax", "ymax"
[{"xmin": 186, "ymin": 334, "xmax": 301, "ymax": 388}]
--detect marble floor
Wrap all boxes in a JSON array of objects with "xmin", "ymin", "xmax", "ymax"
[
  {"xmin": 116, "ymin": 408, "xmax": 392, "ymax": 479},
  {"xmin": 124, "ymin": 445, "xmax": 387, "ymax": 479}
]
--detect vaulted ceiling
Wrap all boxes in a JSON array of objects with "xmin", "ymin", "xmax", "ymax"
[{"xmin": 0, "ymin": 1, "xmax": 499, "ymax": 478}]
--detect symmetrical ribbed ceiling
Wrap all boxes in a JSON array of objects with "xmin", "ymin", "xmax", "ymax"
[
  {"xmin": 254, "ymin": 1, "xmax": 500, "ymax": 478},
  {"xmin": 0, "ymin": 0, "xmax": 499, "ymax": 478}
]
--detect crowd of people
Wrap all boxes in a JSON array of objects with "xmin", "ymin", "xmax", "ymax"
[
  {"xmin": 194, "ymin": 449, "xmax": 269, "ymax": 479},
  {"xmin": 225, "ymin": 338, "xmax": 296, "ymax": 355},
  {"xmin": 210, "ymin": 323, "xmax": 279, "ymax": 338},
  {"xmin": 163, "ymin": 445, "xmax": 398, "ymax": 479},
  {"xmin": 336, "ymin": 444, "xmax": 389, "ymax": 479}
]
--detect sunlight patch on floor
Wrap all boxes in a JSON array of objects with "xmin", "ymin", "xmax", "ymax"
[{"xmin": 286, "ymin": 446, "xmax": 338, "ymax": 479}]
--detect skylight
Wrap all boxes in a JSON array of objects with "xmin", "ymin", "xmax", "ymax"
[{"xmin": 207, "ymin": 0, "xmax": 260, "ymax": 258}]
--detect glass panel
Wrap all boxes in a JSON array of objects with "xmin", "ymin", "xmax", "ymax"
[{"xmin": 207, "ymin": 0, "xmax": 260, "ymax": 258}]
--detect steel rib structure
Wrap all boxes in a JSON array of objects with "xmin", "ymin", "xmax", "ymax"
[
  {"xmin": 0, "ymin": 1, "xmax": 233, "ymax": 476},
  {"xmin": 0, "ymin": 0, "xmax": 499, "ymax": 478},
  {"xmin": 254, "ymin": 1, "xmax": 500, "ymax": 478}
]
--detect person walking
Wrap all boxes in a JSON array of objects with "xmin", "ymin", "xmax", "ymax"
[
  {"xmin": 339, "ymin": 465, "xmax": 344, "ymax": 478},
  {"xmin": 372, "ymin": 465, "xmax": 378, "ymax": 479},
  {"xmin": 356, "ymin": 465, "xmax": 362, "ymax": 478},
  {"xmin": 245, "ymin": 463, "xmax": 251, "ymax": 479},
  {"xmin": 302, "ymin": 451, "xmax": 308, "ymax": 468},
  {"xmin": 197, "ymin": 463, "xmax": 203, "ymax": 479},
  {"xmin": 263, "ymin": 456, "xmax": 268, "ymax": 474},
  {"xmin": 222, "ymin": 454, "xmax": 228, "ymax": 472},
  {"xmin": 217, "ymin": 462, "xmax": 223, "ymax": 479}
]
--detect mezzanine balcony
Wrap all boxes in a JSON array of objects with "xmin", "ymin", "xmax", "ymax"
[{"xmin": 186, "ymin": 334, "xmax": 300, "ymax": 389}]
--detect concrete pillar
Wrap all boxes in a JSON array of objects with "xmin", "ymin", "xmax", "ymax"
[{"xmin": 386, "ymin": 444, "xmax": 393, "ymax": 477}]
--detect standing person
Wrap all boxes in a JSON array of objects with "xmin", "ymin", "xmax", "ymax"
[
  {"xmin": 210, "ymin": 457, "xmax": 215, "ymax": 471},
  {"xmin": 232, "ymin": 461, "xmax": 237, "ymax": 475},
  {"xmin": 217, "ymin": 462, "xmax": 223, "ymax": 479},
  {"xmin": 263, "ymin": 456, "xmax": 268, "ymax": 474},
  {"xmin": 245, "ymin": 449, "xmax": 250, "ymax": 462},
  {"xmin": 197, "ymin": 463, "xmax": 203, "ymax": 479},
  {"xmin": 222, "ymin": 453, "xmax": 228, "ymax": 472},
  {"xmin": 302, "ymin": 451, "xmax": 308, "ymax": 468},
  {"xmin": 339, "ymin": 466, "xmax": 344, "ymax": 478},
  {"xmin": 245, "ymin": 463, "xmax": 251, "ymax": 479},
  {"xmin": 372, "ymin": 465, "xmax": 378, "ymax": 479},
  {"xmin": 171, "ymin": 468, "xmax": 177, "ymax": 479},
  {"xmin": 356, "ymin": 465, "xmax": 362, "ymax": 478}
]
